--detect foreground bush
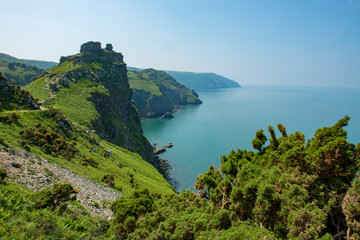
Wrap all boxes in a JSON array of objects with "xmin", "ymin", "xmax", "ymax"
[{"xmin": 110, "ymin": 116, "xmax": 359, "ymax": 239}]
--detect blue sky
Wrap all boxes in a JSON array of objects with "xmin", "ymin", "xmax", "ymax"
[{"xmin": 1, "ymin": 0, "xmax": 359, "ymax": 86}]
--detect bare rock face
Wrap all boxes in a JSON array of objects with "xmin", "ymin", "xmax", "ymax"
[
  {"xmin": 105, "ymin": 43, "xmax": 113, "ymax": 51},
  {"xmin": 80, "ymin": 41, "xmax": 102, "ymax": 53}
]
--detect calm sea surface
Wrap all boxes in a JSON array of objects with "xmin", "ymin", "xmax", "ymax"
[{"xmin": 141, "ymin": 86, "xmax": 360, "ymax": 191}]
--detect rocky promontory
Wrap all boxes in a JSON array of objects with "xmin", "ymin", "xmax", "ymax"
[
  {"xmin": 27, "ymin": 42, "xmax": 154, "ymax": 164},
  {"xmin": 128, "ymin": 68, "xmax": 202, "ymax": 118}
]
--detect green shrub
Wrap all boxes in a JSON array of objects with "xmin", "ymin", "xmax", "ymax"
[
  {"xmin": 33, "ymin": 183, "xmax": 77, "ymax": 209},
  {"xmin": 102, "ymin": 174, "xmax": 115, "ymax": 187},
  {"xmin": 0, "ymin": 168, "xmax": 7, "ymax": 183},
  {"xmin": 208, "ymin": 209, "xmax": 232, "ymax": 230}
]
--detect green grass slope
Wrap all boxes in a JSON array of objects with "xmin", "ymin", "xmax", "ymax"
[
  {"xmin": 128, "ymin": 68, "xmax": 202, "ymax": 118},
  {"xmin": 0, "ymin": 53, "xmax": 58, "ymax": 69},
  {"xmin": 0, "ymin": 72, "xmax": 37, "ymax": 112},
  {"xmin": 165, "ymin": 70, "xmax": 240, "ymax": 89},
  {"xmin": 0, "ymin": 180, "xmax": 111, "ymax": 239},
  {"xmin": 0, "ymin": 61, "xmax": 43, "ymax": 86},
  {"xmin": 0, "ymin": 110, "xmax": 174, "ymax": 195}
]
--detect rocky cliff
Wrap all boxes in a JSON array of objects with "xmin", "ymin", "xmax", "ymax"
[
  {"xmin": 128, "ymin": 68, "xmax": 202, "ymax": 118},
  {"xmin": 26, "ymin": 42, "xmax": 154, "ymax": 163}
]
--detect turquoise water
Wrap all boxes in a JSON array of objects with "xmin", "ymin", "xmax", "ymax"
[{"xmin": 142, "ymin": 86, "xmax": 360, "ymax": 191}]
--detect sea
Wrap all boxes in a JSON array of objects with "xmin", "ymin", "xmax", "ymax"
[{"xmin": 141, "ymin": 85, "xmax": 360, "ymax": 191}]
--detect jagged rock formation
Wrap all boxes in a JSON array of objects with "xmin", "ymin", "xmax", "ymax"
[
  {"xmin": 105, "ymin": 44, "xmax": 113, "ymax": 51},
  {"xmin": 26, "ymin": 42, "xmax": 154, "ymax": 163},
  {"xmin": 80, "ymin": 41, "xmax": 102, "ymax": 53},
  {"xmin": 128, "ymin": 68, "xmax": 202, "ymax": 118}
]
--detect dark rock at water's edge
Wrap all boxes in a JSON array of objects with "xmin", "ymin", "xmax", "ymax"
[
  {"xmin": 153, "ymin": 155, "xmax": 177, "ymax": 189},
  {"xmin": 154, "ymin": 147, "xmax": 166, "ymax": 155},
  {"xmin": 164, "ymin": 143, "xmax": 173, "ymax": 148},
  {"xmin": 161, "ymin": 112, "xmax": 174, "ymax": 119},
  {"xmin": 153, "ymin": 142, "xmax": 173, "ymax": 155}
]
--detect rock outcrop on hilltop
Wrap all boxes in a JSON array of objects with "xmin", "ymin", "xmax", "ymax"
[
  {"xmin": 80, "ymin": 41, "xmax": 102, "ymax": 53},
  {"xmin": 27, "ymin": 42, "xmax": 154, "ymax": 164}
]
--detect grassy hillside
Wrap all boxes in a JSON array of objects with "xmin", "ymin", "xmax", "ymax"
[
  {"xmin": 0, "ymin": 72, "xmax": 37, "ymax": 112},
  {"xmin": 128, "ymin": 68, "xmax": 202, "ymax": 118},
  {"xmin": 0, "ymin": 53, "xmax": 57, "ymax": 70},
  {"xmin": 25, "ymin": 44, "xmax": 154, "ymax": 163},
  {"xmin": 0, "ymin": 61, "xmax": 43, "ymax": 86},
  {"xmin": 165, "ymin": 70, "xmax": 240, "ymax": 89},
  {"xmin": 0, "ymin": 179, "xmax": 112, "ymax": 239},
  {"xmin": 0, "ymin": 109, "xmax": 174, "ymax": 195}
]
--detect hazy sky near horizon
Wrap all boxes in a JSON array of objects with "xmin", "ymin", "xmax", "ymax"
[{"xmin": 1, "ymin": 0, "xmax": 359, "ymax": 87}]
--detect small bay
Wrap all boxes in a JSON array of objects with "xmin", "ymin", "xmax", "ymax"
[{"xmin": 142, "ymin": 85, "xmax": 360, "ymax": 191}]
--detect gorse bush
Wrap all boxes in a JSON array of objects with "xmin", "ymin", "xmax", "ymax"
[
  {"xmin": 0, "ymin": 181, "xmax": 110, "ymax": 239},
  {"xmin": 0, "ymin": 168, "xmax": 7, "ymax": 183},
  {"xmin": 33, "ymin": 183, "xmax": 78, "ymax": 209},
  {"xmin": 109, "ymin": 116, "xmax": 359, "ymax": 239},
  {"xmin": 20, "ymin": 125, "xmax": 78, "ymax": 160}
]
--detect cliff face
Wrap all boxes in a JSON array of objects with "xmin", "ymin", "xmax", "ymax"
[
  {"xmin": 128, "ymin": 68, "xmax": 202, "ymax": 118},
  {"xmin": 26, "ymin": 42, "xmax": 153, "ymax": 162}
]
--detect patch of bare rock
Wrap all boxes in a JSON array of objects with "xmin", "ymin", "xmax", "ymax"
[{"xmin": 0, "ymin": 148, "xmax": 121, "ymax": 219}]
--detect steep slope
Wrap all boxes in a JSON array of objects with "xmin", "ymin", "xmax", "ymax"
[
  {"xmin": 128, "ymin": 66, "xmax": 240, "ymax": 89},
  {"xmin": 0, "ymin": 73, "xmax": 174, "ymax": 195},
  {"xmin": 0, "ymin": 53, "xmax": 57, "ymax": 69},
  {"xmin": 165, "ymin": 70, "xmax": 240, "ymax": 89},
  {"xmin": 128, "ymin": 68, "xmax": 202, "ymax": 118},
  {"xmin": 0, "ymin": 61, "xmax": 43, "ymax": 86},
  {"xmin": 25, "ymin": 42, "xmax": 154, "ymax": 163}
]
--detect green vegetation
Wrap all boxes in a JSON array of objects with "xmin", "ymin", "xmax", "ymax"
[
  {"xmin": 0, "ymin": 72, "xmax": 38, "ymax": 112},
  {"xmin": 0, "ymin": 53, "xmax": 57, "ymax": 69},
  {"xmin": 25, "ymin": 48, "xmax": 154, "ymax": 163},
  {"xmin": 0, "ymin": 109, "xmax": 174, "ymax": 195},
  {"xmin": 128, "ymin": 68, "xmax": 202, "ymax": 118},
  {"xmin": 164, "ymin": 70, "xmax": 240, "ymax": 89},
  {"xmin": 2, "ymin": 47, "xmax": 359, "ymax": 239},
  {"xmin": 1, "ymin": 107, "xmax": 359, "ymax": 239},
  {"xmin": 0, "ymin": 61, "xmax": 44, "ymax": 86},
  {"xmin": 0, "ymin": 179, "xmax": 110, "ymax": 239},
  {"xmin": 128, "ymin": 67, "xmax": 240, "ymax": 90},
  {"xmin": 107, "ymin": 116, "xmax": 359, "ymax": 239}
]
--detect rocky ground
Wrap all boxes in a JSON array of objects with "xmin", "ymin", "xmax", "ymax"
[{"xmin": 0, "ymin": 148, "xmax": 121, "ymax": 219}]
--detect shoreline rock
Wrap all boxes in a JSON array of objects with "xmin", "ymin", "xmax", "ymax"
[{"xmin": 161, "ymin": 112, "xmax": 174, "ymax": 119}]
